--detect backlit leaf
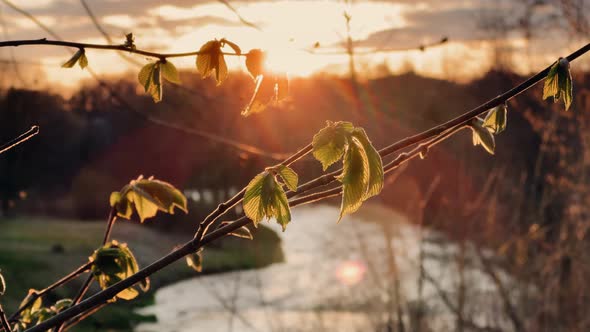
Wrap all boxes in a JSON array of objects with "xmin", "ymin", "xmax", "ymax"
[
  {"xmin": 111, "ymin": 176, "xmax": 188, "ymax": 223},
  {"xmin": 470, "ymin": 121, "xmax": 495, "ymax": 155},
  {"xmin": 245, "ymin": 49, "xmax": 265, "ymax": 79},
  {"xmin": 483, "ymin": 104, "xmax": 507, "ymax": 134},
  {"xmin": 243, "ymin": 171, "xmax": 293, "ymax": 231},
  {"xmin": 312, "ymin": 121, "xmax": 354, "ymax": 170},
  {"xmin": 243, "ymin": 172, "xmax": 270, "ymax": 225},
  {"xmin": 79, "ymin": 53, "xmax": 88, "ymax": 69},
  {"xmin": 138, "ymin": 62, "xmax": 155, "ymax": 92},
  {"xmin": 352, "ymin": 128, "xmax": 384, "ymax": 199},
  {"xmin": 196, "ymin": 40, "xmax": 227, "ymax": 85},
  {"xmin": 90, "ymin": 241, "xmax": 145, "ymax": 301},
  {"xmin": 277, "ymin": 165, "xmax": 298, "ymax": 192},
  {"xmin": 160, "ymin": 60, "xmax": 181, "ymax": 84},
  {"xmin": 337, "ymin": 139, "xmax": 369, "ymax": 221},
  {"xmin": 272, "ymin": 186, "xmax": 291, "ymax": 231},
  {"xmin": 186, "ymin": 250, "xmax": 203, "ymax": 272},
  {"xmin": 543, "ymin": 58, "xmax": 574, "ymax": 111},
  {"xmin": 62, "ymin": 49, "xmax": 85, "ymax": 68}
]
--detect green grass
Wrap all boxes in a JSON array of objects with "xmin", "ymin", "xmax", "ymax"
[{"xmin": 0, "ymin": 216, "xmax": 283, "ymax": 331}]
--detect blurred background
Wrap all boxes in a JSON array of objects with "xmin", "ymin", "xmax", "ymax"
[{"xmin": 0, "ymin": 0, "xmax": 590, "ymax": 331}]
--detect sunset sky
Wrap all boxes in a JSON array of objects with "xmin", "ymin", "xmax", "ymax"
[{"xmin": 1, "ymin": 0, "xmax": 587, "ymax": 89}]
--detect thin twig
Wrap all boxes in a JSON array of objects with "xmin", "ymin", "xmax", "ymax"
[
  {"xmin": 0, "ymin": 39, "xmax": 241, "ymax": 60},
  {"xmin": 0, "ymin": 304, "xmax": 11, "ymax": 332},
  {"xmin": 61, "ymin": 303, "xmax": 107, "ymax": 332},
  {"xmin": 8, "ymin": 261, "xmax": 92, "ymax": 323},
  {"xmin": 78, "ymin": 0, "xmax": 143, "ymax": 67},
  {"xmin": 55, "ymin": 209, "xmax": 116, "ymax": 332},
  {"xmin": 0, "ymin": 126, "xmax": 39, "ymax": 155}
]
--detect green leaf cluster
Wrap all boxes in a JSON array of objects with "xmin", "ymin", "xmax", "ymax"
[
  {"xmin": 138, "ymin": 60, "xmax": 181, "ymax": 103},
  {"xmin": 469, "ymin": 104, "xmax": 509, "ymax": 155},
  {"xmin": 543, "ymin": 58, "xmax": 573, "ymax": 111},
  {"xmin": 61, "ymin": 49, "xmax": 88, "ymax": 69},
  {"xmin": 312, "ymin": 121, "xmax": 384, "ymax": 220},
  {"xmin": 243, "ymin": 165, "xmax": 299, "ymax": 231},
  {"xmin": 90, "ymin": 241, "xmax": 148, "ymax": 301},
  {"xmin": 109, "ymin": 175, "xmax": 188, "ymax": 223},
  {"xmin": 15, "ymin": 295, "xmax": 72, "ymax": 331}
]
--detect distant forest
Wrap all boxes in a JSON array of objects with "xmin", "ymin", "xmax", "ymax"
[{"xmin": 1, "ymin": 69, "xmax": 589, "ymax": 243}]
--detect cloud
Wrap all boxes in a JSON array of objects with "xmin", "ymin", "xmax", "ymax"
[{"xmin": 351, "ymin": 5, "xmax": 519, "ymax": 50}]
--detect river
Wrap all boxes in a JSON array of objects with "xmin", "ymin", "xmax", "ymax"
[{"xmin": 136, "ymin": 204, "xmax": 516, "ymax": 332}]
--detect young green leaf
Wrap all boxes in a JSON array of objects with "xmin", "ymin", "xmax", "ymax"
[
  {"xmin": 337, "ymin": 139, "xmax": 369, "ymax": 221},
  {"xmin": 277, "ymin": 165, "xmax": 298, "ymax": 191},
  {"xmin": 90, "ymin": 241, "xmax": 146, "ymax": 301},
  {"xmin": 151, "ymin": 63, "xmax": 162, "ymax": 102},
  {"xmin": 16, "ymin": 290, "xmax": 43, "ymax": 328},
  {"xmin": 138, "ymin": 62, "xmax": 163, "ymax": 102},
  {"xmin": 243, "ymin": 171, "xmax": 293, "ymax": 231},
  {"xmin": 352, "ymin": 128, "xmax": 384, "ymax": 199},
  {"xmin": 61, "ymin": 49, "xmax": 86, "ymax": 69},
  {"xmin": 245, "ymin": 49, "xmax": 265, "ymax": 79},
  {"xmin": 272, "ymin": 185, "xmax": 291, "ymax": 231},
  {"xmin": 160, "ymin": 60, "xmax": 181, "ymax": 84},
  {"xmin": 243, "ymin": 172, "xmax": 274, "ymax": 225},
  {"xmin": 483, "ymin": 104, "xmax": 508, "ymax": 134},
  {"xmin": 470, "ymin": 121, "xmax": 495, "ymax": 155},
  {"xmin": 543, "ymin": 58, "xmax": 573, "ymax": 111},
  {"xmin": 79, "ymin": 53, "xmax": 88, "ymax": 69},
  {"xmin": 311, "ymin": 122, "xmax": 384, "ymax": 220},
  {"xmin": 110, "ymin": 176, "xmax": 188, "ymax": 223},
  {"xmin": 138, "ymin": 63, "xmax": 155, "ymax": 91},
  {"xmin": 53, "ymin": 299, "xmax": 73, "ymax": 313},
  {"xmin": 312, "ymin": 121, "xmax": 354, "ymax": 171},
  {"xmin": 186, "ymin": 250, "xmax": 203, "ymax": 272},
  {"xmin": 196, "ymin": 40, "xmax": 228, "ymax": 85}
]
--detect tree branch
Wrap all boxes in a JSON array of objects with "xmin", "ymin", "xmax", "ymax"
[{"xmin": 0, "ymin": 39, "xmax": 241, "ymax": 60}]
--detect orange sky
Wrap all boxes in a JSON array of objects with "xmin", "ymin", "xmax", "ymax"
[{"xmin": 1, "ymin": 0, "xmax": 588, "ymax": 90}]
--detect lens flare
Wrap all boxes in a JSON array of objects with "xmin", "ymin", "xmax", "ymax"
[{"xmin": 335, "ymin": 260, "xmax": 366, "ymax": 286}]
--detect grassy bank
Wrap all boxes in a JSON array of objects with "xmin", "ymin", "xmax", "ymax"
[{"xmin": 0, "ymin": 217, "xmax": 283, "ymax": 331}]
